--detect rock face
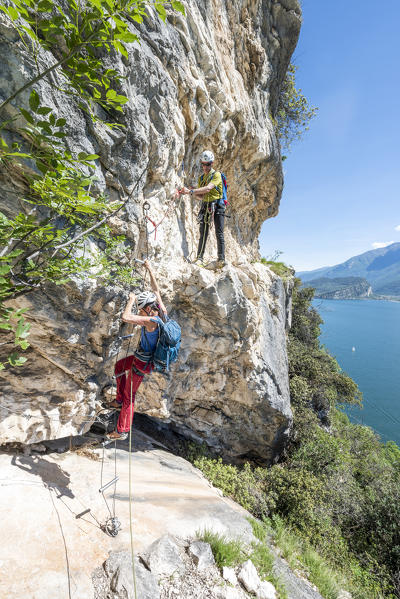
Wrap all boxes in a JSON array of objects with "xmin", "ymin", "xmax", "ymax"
[{"xmin": 0, "ymin": 0, "xmax": 301, "ymax": 461}]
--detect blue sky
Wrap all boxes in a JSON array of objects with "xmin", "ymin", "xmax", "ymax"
[{"xmin": 259, "ymin": 0, "xmax": 400, "ymax": 272}]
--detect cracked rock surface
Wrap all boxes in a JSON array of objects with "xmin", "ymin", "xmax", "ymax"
[{"xmin": 0, "ymin": 0, "xmax": 300, "ymax": 461}]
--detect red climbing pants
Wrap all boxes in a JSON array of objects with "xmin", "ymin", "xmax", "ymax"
[{"xmin": 114, "ymin": 355, "xmax": 152, "ymax": 433}]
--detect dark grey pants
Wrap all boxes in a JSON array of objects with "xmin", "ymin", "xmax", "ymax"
[{"xmin": 197, "ymin": 204, "xmax": 225, "ymax": 261}]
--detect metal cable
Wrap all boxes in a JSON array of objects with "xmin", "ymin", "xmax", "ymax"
[
  {"xmin": 100, "ymin": 445, "xmax": 113, "ymax": 519},
  {"xmin": 143, "ymin": 202, "xmax": 150, "ymax": 260},
  {"xmin": 113, "ymin": 438, "xmax": 117, "ymax": 518}
]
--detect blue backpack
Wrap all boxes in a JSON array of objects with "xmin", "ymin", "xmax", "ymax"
[
  {"xmin": 150, "ymin": 317, "xmax": 181, "ymax": 372},
  {"xmin": 218, "ymin": 172, "xmax": 228, "ymax": 208}
]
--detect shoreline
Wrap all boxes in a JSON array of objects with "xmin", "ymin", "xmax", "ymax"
[{"xmin": 314, "ymin": 295, "xmax": 400, "ymax": 303}]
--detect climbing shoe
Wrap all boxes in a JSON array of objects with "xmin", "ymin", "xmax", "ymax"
[
  {"xmin": 205, "ymin": 260, "xmax": 226, "ymax": 270},
  {"xmin": 106, "ymin": 431, "xmax": 128, "ymax": 441},
  {"xmin": 193, "ymin": 257, "xmax": 205, "ymax": 267},
  {"xmin": 106, "ymin": 400, "xmax": 122, "ymax": 410}
]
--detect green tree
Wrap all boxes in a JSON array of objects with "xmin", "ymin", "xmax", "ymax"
[
  {"xmin": 0, "ymin": 0, "xmax": 184, "ymax": 369},
  {"xmin": 276, "ymin": 63, "xmax": 317, "ymax": 153}
]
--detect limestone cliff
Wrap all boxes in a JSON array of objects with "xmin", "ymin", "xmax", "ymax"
[{"xmin": 0, "ymin": 0, "xmax": 301, "ymax": 461}]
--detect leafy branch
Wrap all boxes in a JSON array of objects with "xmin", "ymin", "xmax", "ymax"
[
  {"xmin": 275, "ymin": 63, "xmax": 318, "ymax": 154},
  {"xmin": 0, "ymin": 0, "xmax": 185, "ymax": 369}
]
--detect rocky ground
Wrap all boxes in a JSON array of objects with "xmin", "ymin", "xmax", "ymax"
[{"xmin": 0, "ymin": 426, "xmax": 324, "ymax": 599}]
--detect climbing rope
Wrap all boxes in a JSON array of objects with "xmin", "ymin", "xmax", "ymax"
[
  {"xmin": 99, "ymin": 438, "xmax": 120, "ymax": 537},
  {"xmin": 128, "ymin": 373, "xmax": 138, "ymax": 599},
  {"xmin": 142, "ymin": 202, "xmax": 151, "ymax": 259},
  {"xmin": 144, "ymin": 190, "xmax": 181, "ymax": 240},
  {"xmin": 141, "ymin": 191, "xmax": 184, "ymax": 269}
]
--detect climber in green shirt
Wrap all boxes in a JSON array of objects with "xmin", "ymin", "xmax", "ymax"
[{"xmin": 179, "ymin": 150, "xmax": 225, "ymax": 268}]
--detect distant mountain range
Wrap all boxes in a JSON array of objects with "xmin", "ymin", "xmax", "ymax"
[
  {"xmin": 302, "ymin": 276, "xmax": 372, "ymax": 299},
  {"xmin": 298, "ymin": 242, "xmax": 400, "ymax": 298}
]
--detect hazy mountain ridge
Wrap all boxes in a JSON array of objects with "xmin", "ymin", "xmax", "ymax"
[
  {"xmin": 298, "ymin": 242, "xmax": 400, "ymax": 297},
  {"xmin": 302, "ymin": 276, "xmax": 371, "ymax": 299}
]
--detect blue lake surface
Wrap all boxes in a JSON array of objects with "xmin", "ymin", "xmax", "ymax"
[{"xmin": 313, "ymin": 299, "xmax": 400, "ymax": 445}]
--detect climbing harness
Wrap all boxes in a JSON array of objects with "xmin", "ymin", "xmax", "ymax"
[
  {"xmin": 193, "ymin": 168, "xmax": 226, "ymax": 262},
  {"xmin": 196, "ymin": 201, "xmax": 217, "ymax": 261}
]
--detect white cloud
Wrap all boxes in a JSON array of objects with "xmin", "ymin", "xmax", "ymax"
[
  {"xmin": 372, "ymin": 241, "xmax": 394, "ymax": 249},
  {"xmin": 395, "ymin": 225, "xmax": 400, "ymax": 232}
]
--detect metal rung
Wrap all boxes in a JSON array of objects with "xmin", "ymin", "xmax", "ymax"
[
  {"xmin": 75, "ymin": 508, "xmax": 91, "ymax": 519},
  {"xmin": 102, "ymin": 438, "xmax": 115, "ymax": 447},
  {"xmin": 113, "ymin": 371, "xmax": 128, "ymax": 379},
  {"xmin": 118, "ymin": 334, "xmax": 136, "ymax": 340},
  {"xmin": 99, "ymin": 476, "xmax": 119, "ymax": 493}
]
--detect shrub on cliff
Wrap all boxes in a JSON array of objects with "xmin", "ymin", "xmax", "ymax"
[
  {"xmin": 276, "ymin": 63, "xmax": 318, "ymax": 153},
  {"xmin": 288, "ymin": 279, "xmax": 362, "ymax": 420},
  {"xmin": 286, "ymin": 281, "xmax": 399, "ymax": 596}
]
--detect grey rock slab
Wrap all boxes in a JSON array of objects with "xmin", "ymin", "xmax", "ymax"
[
  {"xmin": 273, "ymin": 553, "xmax": 324, "ymax": 599},
  {"xmin": 222, "ymin": 565, "xmax": 238, "ymax": 585},
  {"xmin": 141, "ymin": 534, "xmax": 185, "ymax": 577},
  {"xmin": 237, "ymin": 560, "xmax": 261, "ymax": 594},
  {"xmin": 103, "ymin": 552, "xmax": 160, "ymax": 599},
  {"xmin": 212, "ymin": 586, "xmax": 248, "ymax": 599},
  {"xmin": 188, "ymin": 540, "xmax": 215, "ymax": 570},
  {"xmin": 257, "ymin": 580, "xmax": 277, "ymax": 599}
]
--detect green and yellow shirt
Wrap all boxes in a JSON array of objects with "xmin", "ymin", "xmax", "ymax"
[{"xmin": 198, "ymin": 169, "xmax": 222, "ymax": 203}]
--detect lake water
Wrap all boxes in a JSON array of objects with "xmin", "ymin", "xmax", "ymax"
[{"xmin": 313, "ymin": 299, "xmax": 400, "ymax": 445}]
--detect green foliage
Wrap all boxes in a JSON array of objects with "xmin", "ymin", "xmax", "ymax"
[
  {"xmin": 189, "ymin": 282, "xmax": 400, "ymax": 597},
  {"xmin": 288, "ymin": 279, "xmax": 362, "ymax": 416},
  {"xmin": 0, "ymin": 0, "xmax": 183, "ymax": 116},
  {"xmin": 271, "ymin": 515, "xmax": 343, "ymax": 599},
  {"xmin": 260, "ymin": 258, "xmax": 295, "ymax": 280},
  {"xmin": 192, "ymin": 455, "xmax": 269, "ymax": 518},
  {"xmin": 198, "ymin": 524, "xmax": 287, "ymax": 599},
  {"xmin": 248, "ymin": 541, "xmax": 274, "ymax": 579},
  {"xmin": 0, "ymin": 0, "xmax": 185, "ymax": 368},
  {"xmin": 197, "ymin": 528, "xmax": 245, "ymax": 568},
  {"xmin": 276, "ymin": 63, "xmax": 318, "ymax": 153},
  {"xmin": 248, "ymin": 517, "xmax": 268, "ymax": 543}
]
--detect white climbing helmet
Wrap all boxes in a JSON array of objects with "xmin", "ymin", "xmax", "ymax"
[
  {"xmin": 136, "ymin": 291, "xmax": 157, "ymax": 309},
  {"xmin": 200, "ymin": 150, "xmax": 214, "ymax": 163}
]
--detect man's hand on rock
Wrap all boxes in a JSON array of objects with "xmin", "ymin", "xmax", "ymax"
[{"xmin": 178, "ymin": 187, "xmax": 191, "ymax": 195}]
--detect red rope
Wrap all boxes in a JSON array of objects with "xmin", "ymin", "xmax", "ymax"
[
  {"xmin": 145, "ymin": 190, "xmax": 180, "ymax": 240},
  {"xmin": 145, "ymin": 215, "xmax": 158, "ymax": 239}
]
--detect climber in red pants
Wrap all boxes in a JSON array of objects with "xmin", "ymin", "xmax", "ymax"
[{"xmin": 106, "ymin": 260, "xmax": 167, "ymax": 440}]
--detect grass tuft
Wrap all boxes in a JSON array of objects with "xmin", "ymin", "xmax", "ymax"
[{"xmin": 197, "ymin": 528, "xmax": 245, "ymax": 568}]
